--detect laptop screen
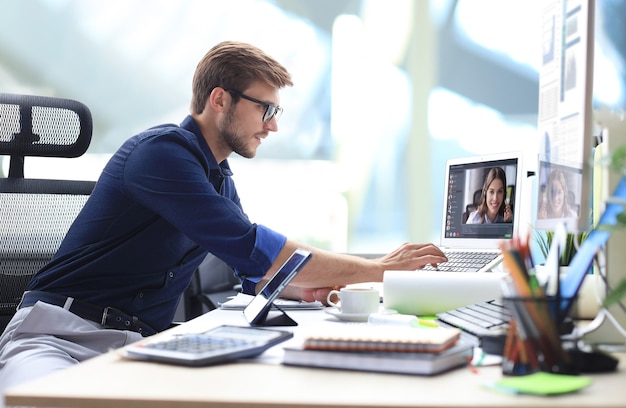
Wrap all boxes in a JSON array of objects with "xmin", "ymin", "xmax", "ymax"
[{"xmin": 440, "ymin": 153, "xmax": 523, "ymax": 249}]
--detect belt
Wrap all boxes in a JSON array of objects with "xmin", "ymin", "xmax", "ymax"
[{"xmin": 18, "ymin": 291, "xmax": 157, "ymax": 337}]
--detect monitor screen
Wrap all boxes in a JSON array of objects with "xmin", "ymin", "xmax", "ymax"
[
  {"xmin": 535, "ymin": 0, "xmax": 595, "ymax": 233},
  {"xmin": 444, "ymin": 155, "xmax": 520, "ymax": 242},
  {"xmin": 536, "ymin": 160, "xmax": 582, "ymax": 222}
]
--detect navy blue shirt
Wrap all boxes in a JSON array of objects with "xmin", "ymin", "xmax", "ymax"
[{"xmin": 28, "ymin": 116, "xmax": 287, "ymax": 331}]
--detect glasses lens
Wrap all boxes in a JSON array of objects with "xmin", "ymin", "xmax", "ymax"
[
  {"xmin": 263, "ymin": 106, "xmax": 274, "ymax": 123},
  {"xmin": 263, "ymin": 105, "xmax": 283, "ymax": 123}
]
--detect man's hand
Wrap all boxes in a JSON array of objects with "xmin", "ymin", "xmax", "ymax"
[
  {"xmin": 377, "ymin": 242, "xmax": 447, "ymax": 271},
  {"xmin": 281, "ymin": 286, "xmax": 345, "ymax": 305}
]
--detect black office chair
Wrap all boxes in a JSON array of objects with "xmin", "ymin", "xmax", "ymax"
[
  {"xmin": 462, "ymin": 189, "xmax": 483, "ymax": 223},
  {"xmin": 178, "ymin": 253, "xmax": 242, "ymax": 321},
  {"xmin": 0, "ymin": 93, "xmax": 96, "ymax": 332}
]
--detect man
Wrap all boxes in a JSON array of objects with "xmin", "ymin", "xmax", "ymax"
[{"xmin": 0, "ymin": 41, "xmax": 446, "ymax": 395}]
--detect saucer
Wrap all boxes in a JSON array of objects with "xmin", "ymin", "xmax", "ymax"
[{"xmin": 324, "ymin": 308, "xmax": 372, "ymax": 322}]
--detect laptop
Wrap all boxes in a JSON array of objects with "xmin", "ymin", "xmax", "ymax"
[{"xmin": 422, "ymin": 151, "xmax": 524, "ymax": 273}]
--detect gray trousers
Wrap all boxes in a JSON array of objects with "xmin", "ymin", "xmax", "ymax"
[{"xmin": 0, "ymin": 301, "xmax": 143, "ymax": 408}]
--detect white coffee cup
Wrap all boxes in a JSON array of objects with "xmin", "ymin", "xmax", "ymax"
[{"xmin": 326, "ymin": 287, "xmax": 380, "ymax": 315}]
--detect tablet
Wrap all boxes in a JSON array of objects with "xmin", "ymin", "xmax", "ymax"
[{"xmin": 243, "ymin": 248, "xmax": 312, "ymax": 326}]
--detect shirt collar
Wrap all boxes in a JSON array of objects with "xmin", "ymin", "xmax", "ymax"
[{"xmin": 180, "ymin": 115, "xmax": 233, "ymax": 177}]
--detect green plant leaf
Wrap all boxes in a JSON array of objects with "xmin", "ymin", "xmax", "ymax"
[
  {"xmin": 609, "ymin": 145, "xmax": 626, "ymax": 173},
  {"xmin": 616, "ymin": 211, "xmax": 626, "ymax": 226},
  {"xmin": 531, "ymin": 227, "xmax": 588, "ymax": 266},
  {"xmin": 532, "ymin": 228, "xmax": 551, "ymax": 260},
  {"xmin": 603, "ymin": 278, "xmax": 626, "ymax": 308}
]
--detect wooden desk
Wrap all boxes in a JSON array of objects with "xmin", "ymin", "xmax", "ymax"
[{"xmin": 4, "ymin": 308, "xmax": 626, "ymax": 408}]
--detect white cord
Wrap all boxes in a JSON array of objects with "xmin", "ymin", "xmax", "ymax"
[{"xmin": 600, "ymin": 308, "xmax": 626, "ymax": 338}]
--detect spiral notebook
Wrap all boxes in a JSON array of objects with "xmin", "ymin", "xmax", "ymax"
[{"xmin": 300, "ymin": 324, "xmax": 462, "ymax": 354}]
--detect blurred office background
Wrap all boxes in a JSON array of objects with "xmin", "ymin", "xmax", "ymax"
[{"xmin": 1, "ymin": 0, "xmax": 624, "ymax": 254}]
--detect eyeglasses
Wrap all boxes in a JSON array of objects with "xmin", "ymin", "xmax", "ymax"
[{"xmin": 224, "ymin": 88, "xmax": 283, "ymax": 123}]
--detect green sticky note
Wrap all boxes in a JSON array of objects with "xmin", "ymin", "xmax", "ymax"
[{"xmin": 490, "ymin": 372, "xmax": 592, "ymax": 395}]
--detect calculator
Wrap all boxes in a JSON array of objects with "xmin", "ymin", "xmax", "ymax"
[{"xmin": 125, "ymin": 325, "xmax": 293, "ymax": 366}]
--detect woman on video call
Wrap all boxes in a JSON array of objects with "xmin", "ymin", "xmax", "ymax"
[
  {"xmin": 538, "ymin": 168, "xmax": 577, "ymax": 219},
  {"xmin": 466, "ymin": 167, "xmax": 513, "ymax": 224}
]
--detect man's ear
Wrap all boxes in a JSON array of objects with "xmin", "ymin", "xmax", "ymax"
[{"xmin": 208, "ymin": 87, "xmax": 228, "ymax": 113}]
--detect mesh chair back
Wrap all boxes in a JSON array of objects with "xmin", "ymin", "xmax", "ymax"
[{"xmin": 0, "ymin": 93, "xmax": 95, "ymax": 332}]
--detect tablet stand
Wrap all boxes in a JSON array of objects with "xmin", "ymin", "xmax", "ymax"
[{"xmin": 253, "ymin": 303, "xmax": 298, "ymax": 327}]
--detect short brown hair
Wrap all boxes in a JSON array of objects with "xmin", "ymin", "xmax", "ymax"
[{"xmin": 191, "ymin": 41, "xmax": 293, "ymax": 114}]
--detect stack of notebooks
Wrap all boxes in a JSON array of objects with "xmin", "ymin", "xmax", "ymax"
[{"xmin": 282, "ymin": 325, "xmax": 473, "ymax": 375}]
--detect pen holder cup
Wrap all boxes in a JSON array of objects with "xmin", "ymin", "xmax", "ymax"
[{"xmin": 501, "ymin": 295, "xmax": 575, "ymax": 376}]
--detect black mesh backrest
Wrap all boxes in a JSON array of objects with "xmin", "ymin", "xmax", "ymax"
[
  {"xmin": 0, "ymin": 93, "xmax": 92, "ymax": 178},
  {"xmin": 0, "ymin": 189, "xmax": 92, "ymax": 320},
  {"xmin": 0, "ymin": 93, "xmax": 95, "ymax": 332}
]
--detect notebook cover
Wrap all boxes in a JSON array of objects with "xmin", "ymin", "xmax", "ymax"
[{"xmin": 301, "ymin": 325, "xmax": 461, "ymax": 353}]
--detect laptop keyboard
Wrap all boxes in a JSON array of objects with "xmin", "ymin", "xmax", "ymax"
[
  {"xmin": 422, "ymin": 250, "xmax": 500, "ymax": 272},
  {"xmin": 436, "ymin": 299, "xmax": 510, "ymax": 339}
]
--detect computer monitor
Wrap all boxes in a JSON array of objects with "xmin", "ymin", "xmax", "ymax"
[
  {"xmin": 535, "ymin": 0, "xmax": 595, "ymax": 234},
  {"xmin": 536, "ymin": 0, "xmax": 626, "ymax": 345}
]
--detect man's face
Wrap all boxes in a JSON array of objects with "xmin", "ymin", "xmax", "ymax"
[{"xmin": 218, "ymin": 83, "xmax": 280, "ymax": 159}]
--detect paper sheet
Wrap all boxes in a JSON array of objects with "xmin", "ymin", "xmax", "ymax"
[{"xmin": 219, "ymin": 292, "xmax": 324, "ymax": 310}]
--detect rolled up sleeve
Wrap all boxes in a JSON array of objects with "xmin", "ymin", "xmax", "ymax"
[{"xmin": 239, "ymin": 225, "xmax": 287, "ymax": 294}]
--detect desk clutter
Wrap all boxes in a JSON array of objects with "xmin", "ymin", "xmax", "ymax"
[
  {"xmin": 499, "ymin": 236, "xmax": 576, "ymax": 375},
  {"xmin": 498, "ymin": 235, "xmax": 619, "ymax": 376},
  {"xmin": 282, "ymin": 324, "xmax": 473, "ymax": 375}
]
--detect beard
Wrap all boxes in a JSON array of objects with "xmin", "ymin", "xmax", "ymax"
[{"xmin": 220, "ymin": 107, "xmax": 256, "ymax": 159}]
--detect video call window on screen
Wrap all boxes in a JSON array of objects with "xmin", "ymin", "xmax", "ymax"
[
  {"xmin": 537, "ymin": 161, "xmax": 581, "ymax": 221},
  {"xmin": 445, "ymin": 159, "xmax": 518, "ymax": 240}
]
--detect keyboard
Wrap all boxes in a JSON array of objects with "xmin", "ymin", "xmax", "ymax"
[
  {"xmin": 422, "ymin": 251, "xmax": 500, "ymax": 272},
  {"xmin": 436, "ymin": 299, "xmax": 510, "ymax": 352},
  {"xmin": 125, "ymin": 325, "xmax": 293, "ymax": 366}
]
